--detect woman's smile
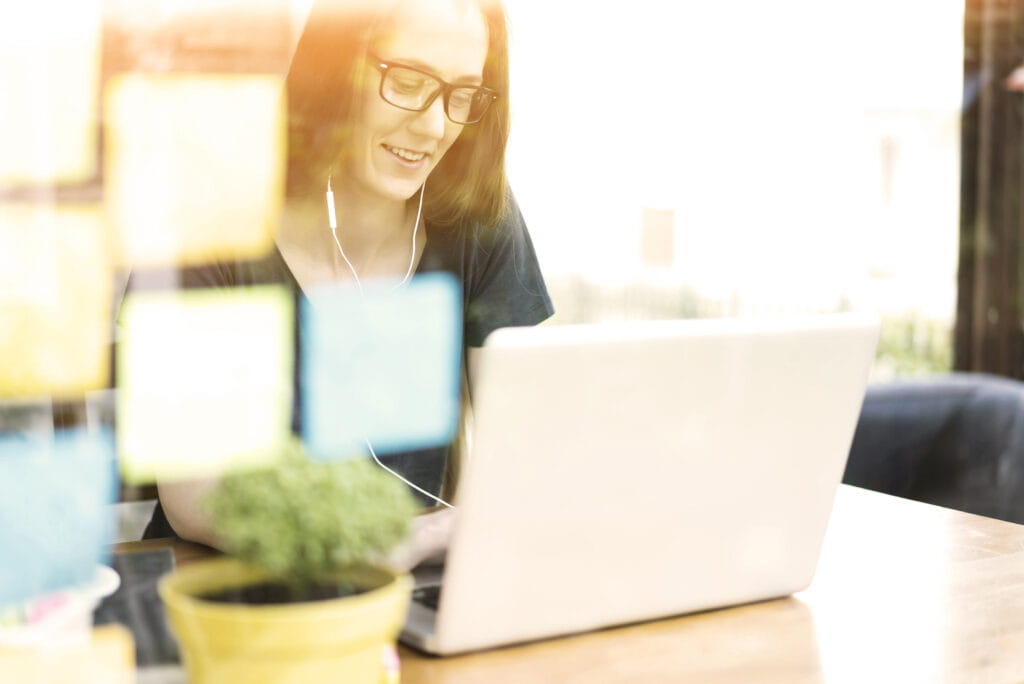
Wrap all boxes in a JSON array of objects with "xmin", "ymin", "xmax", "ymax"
[{"xmin": 382, "ymin": 143, "xmax": 430, "ymax": 166}]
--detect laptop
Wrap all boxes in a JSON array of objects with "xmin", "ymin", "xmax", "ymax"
[{"xmin": 401, "ymin": 312, "xmax": 881, "ymax": 655}]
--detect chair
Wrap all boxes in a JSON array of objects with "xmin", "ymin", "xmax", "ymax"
[{"xmin": 843, "ymin": 372, "xmax": 1024, "ymax": 524}]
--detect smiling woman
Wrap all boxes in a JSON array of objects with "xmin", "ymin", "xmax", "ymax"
[
  {"xmin": 145, "ymin": 0, "xmax": 554, "ymax": 567},
  {"xmin": 286, "ymin": 0, "xmax": 510, "ymax": 228}
]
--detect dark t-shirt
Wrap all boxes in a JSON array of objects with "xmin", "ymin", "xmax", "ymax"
[{"xmin": 140, "ymin": 195, "xmax": 554, "ymax": 539}]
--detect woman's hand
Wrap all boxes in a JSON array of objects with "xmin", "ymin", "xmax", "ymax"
[
  {"xmin": 158, "ymin": 477, "xmax": 223, "ymax": 549},
  {"xmin": 387, "ymin": 508, "xmax": 457, "ymax": 571}
]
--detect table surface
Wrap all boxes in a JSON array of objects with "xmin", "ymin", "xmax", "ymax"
[{"xmin": 118, "ymin": 485, "xmax": 1024, "ymax": 684}]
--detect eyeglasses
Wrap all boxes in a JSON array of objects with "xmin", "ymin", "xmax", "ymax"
[{"xmin": 371, "ymin": 56, "xmax": 499, "ymax": 125}]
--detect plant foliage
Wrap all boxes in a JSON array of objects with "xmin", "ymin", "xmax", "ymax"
[{"xmin": 206, "ymin": 442, "xmax": 418, "ymax": 588}]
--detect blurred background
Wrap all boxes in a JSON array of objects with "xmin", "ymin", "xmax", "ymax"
[{"xmin": 506, "ymin": 0, "xmax": 964, "ymax": 381}]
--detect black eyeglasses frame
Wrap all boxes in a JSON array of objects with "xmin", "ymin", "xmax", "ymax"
[{"xmin": 370, "ymin": 56, "xmax": 499, "ymax": 125}]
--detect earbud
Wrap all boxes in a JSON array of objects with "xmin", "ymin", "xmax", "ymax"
[{"xmin": 326, "ymin": 175, "xmax": 338, "ymax": 230}]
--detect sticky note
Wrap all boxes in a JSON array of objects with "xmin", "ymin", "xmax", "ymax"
[
  {"xmin": 302, "ymin": 273, "xmax": 462, "ymax": 459},
  {"xmin": 117, "ymin": 286, "xmax": 293, "ymax": 483},
  {"xmin": 104, "ymin": 73, "xmax": 285, "ymax": 267},
  {"xmin": 0, "ymin": 204, "xmax": 112, "ymax": 399},
  {"xmin": 0, "ymin": 624, "xmax": 135, "ymax": 684},
  {"xmin": 0, "ymin": 428, "xmax": 116, "ymax": 608},
  {"xmin": 0, "ymin": 2, "xmax": 102, "ymax": 185}
]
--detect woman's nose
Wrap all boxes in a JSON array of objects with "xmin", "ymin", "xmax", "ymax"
[{"xmin": 408, "ymin": 94, "xmax": 448, "ymax": 139}]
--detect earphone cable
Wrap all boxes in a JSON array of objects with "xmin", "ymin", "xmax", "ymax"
[
  {"xmin": 326, "ymin": 177, "xmax": 453, "ymax": 508},
  {"xmin": 366, "ymin": 438, "xmax": 455, "ymax": 509},
  {"xmin": 327, "ymin": 176, "xmax": 422, "ymax": 295}
]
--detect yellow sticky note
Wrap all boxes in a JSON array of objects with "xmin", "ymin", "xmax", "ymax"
[
  {"xmin": 0, "ymin": 204, "xmax": 111, "ymax": 399},
  {"xmin": 0, "ymin": 2, "xmax": 102, "ymax": 185},
  {"xmin": 0, "ymin": 624, "xmax": 135, "ymax": 684},
  {"xmin": 104, "ymin": 73, "xmax": 285, "ymax": 267},
  {"xmin": 117, "ymin": 287, "xmax": 293, "ymax": 483}
]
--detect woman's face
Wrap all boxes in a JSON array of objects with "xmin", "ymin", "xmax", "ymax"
[{"xmin": 343, "ymin": 0, "xmax": 489, "ymax": 204}]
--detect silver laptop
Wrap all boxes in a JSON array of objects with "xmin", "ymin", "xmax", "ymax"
[{"xmin": 401, "ymin": 313, "xmax": 880, "ymax": 655}]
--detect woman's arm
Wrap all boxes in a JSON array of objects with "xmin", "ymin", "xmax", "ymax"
[
  {"xmin": 160, "ymin": 474, "xmax": 458, "ymax": 566},
  {"xmin": 157, "ymin": 478, "xmax": 223, "ymax": 549},
  {"xmin": 387, "ymin": 507, "xmax": 457, "ymax": 570}
]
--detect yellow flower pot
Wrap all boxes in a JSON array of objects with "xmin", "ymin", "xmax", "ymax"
[{"xmin": 158, "ymin": 557, "xmax": 411, "ymax": 684}]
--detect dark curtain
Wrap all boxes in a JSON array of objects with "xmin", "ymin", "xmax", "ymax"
[{"xmin": 956, "ymin": 0, "xmax": 1024, "ymax": 376}]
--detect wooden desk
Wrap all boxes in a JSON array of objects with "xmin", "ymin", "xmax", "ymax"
[
  {"xmin": 113, "ymin": 537, "xmax": 217, "ymax": 567},
  {"xmin": 128, "ymin": 485, "xmax": 1024, "ymax": 683}
]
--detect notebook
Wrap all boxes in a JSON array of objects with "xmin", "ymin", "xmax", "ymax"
[{"xmin": 401, "ymin": 313, "xmax": 880, "ymax": 655}]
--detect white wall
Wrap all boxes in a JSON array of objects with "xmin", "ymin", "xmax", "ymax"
[{"xmin": 506, "ymin": 0, "xmax": 963, "ymax": 318}]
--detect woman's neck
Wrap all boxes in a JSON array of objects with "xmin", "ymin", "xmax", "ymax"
[
  {"xmin": 275, "ymin": 177, "xmax": 423, "ymax": 289},
  {"xmin": 330, "ymin": 181, "xmax": 413, "ymax": 258}
]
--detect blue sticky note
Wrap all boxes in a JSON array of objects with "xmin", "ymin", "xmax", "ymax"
[
  {"xmin": 0, "ymin": 428, "xmax": 116, "ymax": 608},
  {"xmin": 302, "ymin": 273, "xmax": 462, "ymax": 460}
]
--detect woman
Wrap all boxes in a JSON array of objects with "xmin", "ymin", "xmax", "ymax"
[{"xmin": 146, "ymin": 0, "xmax": 554, "ymax": 567}]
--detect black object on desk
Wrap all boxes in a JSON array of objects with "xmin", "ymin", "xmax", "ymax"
[
  {"xmin": 94, "ymin": 549, "xmax": 180, "ymax": 666},
  {"xmin": 844, "ymin": 373, "xmax": 1024, "ymax": 524}
]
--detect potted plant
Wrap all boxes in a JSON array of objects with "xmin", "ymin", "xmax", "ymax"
[{"xmin": 158, "ymin": 442, "xmax": 419, "ymax": 683}]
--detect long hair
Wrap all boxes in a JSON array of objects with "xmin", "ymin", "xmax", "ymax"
[{"xmin": 285, "ymin": 0, "xmax": 511, "ymax": 228}]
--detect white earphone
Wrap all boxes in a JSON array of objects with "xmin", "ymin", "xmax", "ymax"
[{"xmin": 325, "ymin": 177, "xmax": 454, "ymax": 509}]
